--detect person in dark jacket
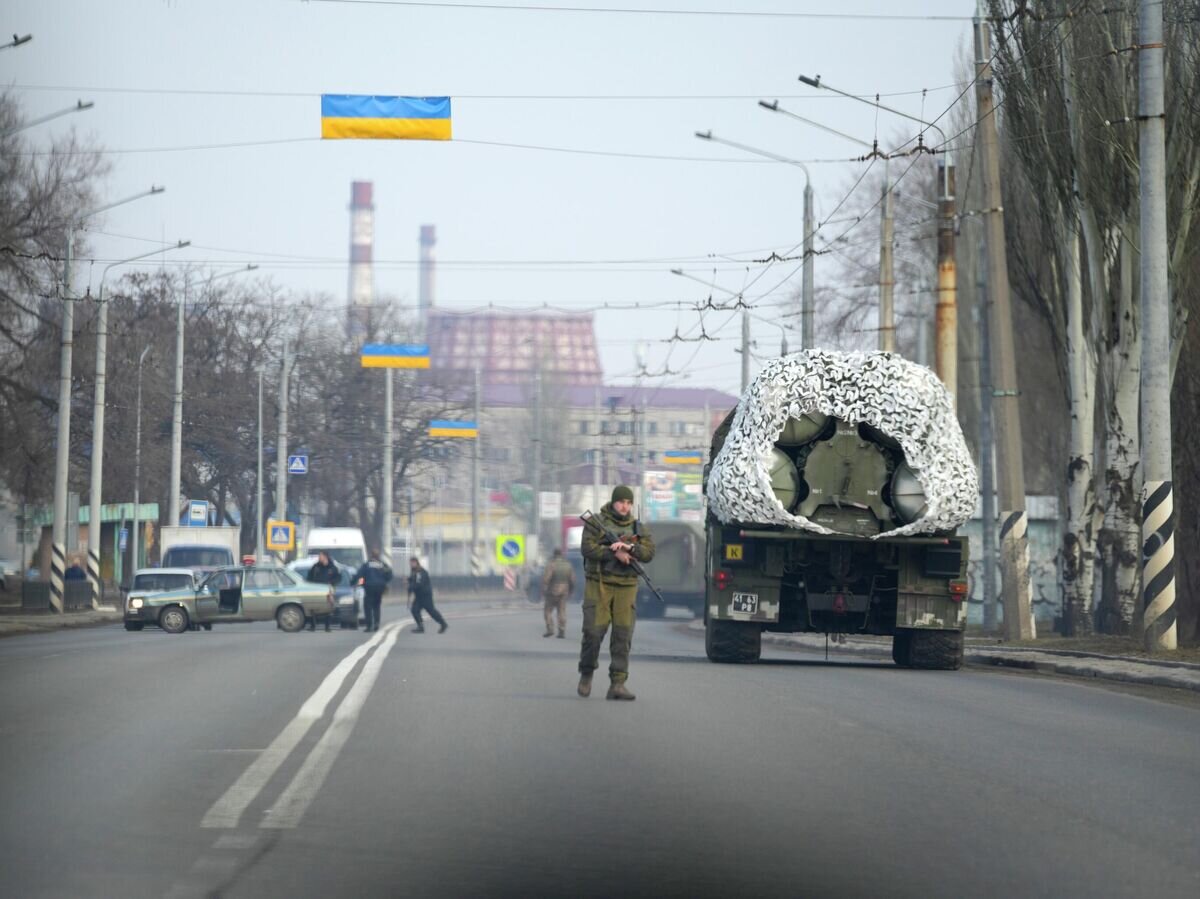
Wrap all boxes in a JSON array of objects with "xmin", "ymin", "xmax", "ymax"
[
  {"xmin": 305, "ymin": 550, "xmax": 341, "ymax": 632},
  {"xmin": 407, "ymin": 557, "xmax": 447, "ymax": 634},
  {"xmin": 354, "ymin": 548, "xmax": 393, "ymax": 633}
]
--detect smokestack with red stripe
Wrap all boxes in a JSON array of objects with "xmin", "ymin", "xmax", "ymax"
[
  {"xmin": 347, "ymin": 180, "xmax": 375, "ymax": 345},
  {"xmin": 419, "ymin": 224, "xmax": 436, "ymax": 337}
]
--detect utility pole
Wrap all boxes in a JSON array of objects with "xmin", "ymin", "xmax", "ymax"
[
  {"xmin": 471, "ymin": 363, "xmax": 480, "ymax": 558},
  {"xmin": 274, "ymin": 341, "xmax": 290, "ymax": 559},
  {"xmin": 592, "ymin": 383, "xmax": 602, "ymax": 507},
  {"xmin": 740, "ymin": 309, "xmax": 751, "ymax": 392},
  {"xmin": 88, "ymin": 242, "xmax": 187, "ymax": 607},
  {"xmin": 169, "ymin": 275, "xmax": 187, "ymax": 527},
  {"xmin": 256, "ymin": 369, "xmax": 264, "ymax": 562},
  {"xmin": 978, "ymin": 239, "xmax": 998, "ymax": 634},
  {"xmin": 532, "ymin": 363, "xmax": 542, "ymax": 545},
  {"xmin": 802, "ymin": 179, "xmax": 815, "ymax": 349},
  {"xmin": 878, "ymin": 174, "xmax": 896, "ymax": 352},
  {"xmin": 50, "ymin": 231, "xmax": 76, "ymax": 613},
  {"xmin": 935, "ymin": 158, "xmax": 958, "ymax": 402},
  {"xmin": 382, "ymin": 368, "xmax": 393, "ymax": 568},
  {"xmin": 1138, "ymin": 0, "xmax": 1176, "ymax": 651},
  {"xmin": 975, "ymin": 6, "xmax": 1034, "ymax": 640},
  {"xmin": 131, "ymin": 346, "xmax": 151, "ymax": 576}
]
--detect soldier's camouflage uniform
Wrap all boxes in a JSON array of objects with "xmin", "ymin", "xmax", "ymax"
[
  {"xmin": 541, "ymin": 556, "xmax": 575, "ymax": 637},
  {"xmin": 578, "ymin": 503, "xmax": 655, "ymax": 684}
]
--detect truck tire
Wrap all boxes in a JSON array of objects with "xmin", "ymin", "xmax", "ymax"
[
  {"xmin": 705, "ymin": 618, "xmax": 762, "ymax": 663},
  {"xmin": 904, "ymin": 629, "xmax": 963, "ymax": 670}
]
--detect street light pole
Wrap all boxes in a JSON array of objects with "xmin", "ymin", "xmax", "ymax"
[
  {"xmin": 256, "ymin": 368, "xmax": 265, "ymax": 562},
  {"xmin": 131, "ymin": 346, "xmax": 152, "ymax": 578},
  {"xmin": 169, "ymin": 264, "xmax": 256, "ymax": 528},
  {"xmin": 50, "ymin": 186, "xmax": 163, "ymax": 613},
  {"xmin": 87, "ymin": 240, "xmax": 189, "ymax": 608}
]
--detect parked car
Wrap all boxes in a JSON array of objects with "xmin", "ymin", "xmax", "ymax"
[
  {"xmin": 123, "ymin": 564, "xmax": 334, "ymax": 634},
  {"xmin": 0, "ymin": 558, "xmax": 19, "ymax": 592},
  {"xmin": 123, "ymin": 568, "xmax": 199, "ymax": 631},
  {"xmin": 288, "ymin": 556, "xmax": 360, "ymax": 629}
]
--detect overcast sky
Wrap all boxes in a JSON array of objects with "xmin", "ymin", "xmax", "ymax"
[{"xmin": 4, "ymin": 0, "xmax": 977, "ymax": 395}]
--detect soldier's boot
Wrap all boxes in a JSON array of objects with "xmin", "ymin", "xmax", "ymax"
[
  {"xmin": 577, "ymin": 673, "xmax": 593, "ymax": 698},
  {"xmin": 557, "ymin": 629, "xmax": 565, "ymax": 638},
  {"xmin": 606, "ymin": 681, "xmax": 636, "ymax": 701},
  {"xmin": 543, "ymin": 628, "xmax": 554, "ymax": 638}
]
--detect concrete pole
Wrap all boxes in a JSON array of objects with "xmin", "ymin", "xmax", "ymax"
[
  {"xmin": 740, "ymin": 309, "xmax": 751, "ymax": 392},
  {"xmin": 382, "ymin": 368, "xmax": 393, "ymax": 568},
  {"xmin": 879, "ymin": 177, "xmax": 896, "ymax": 352},
  {"xmin": 131, "ymin": 347, "xmax": 150, "ymax": 577},
  {"xmin": 471, "ymin": 364, "xmax": 480, "ymax": 555},
  {"xmin": 978, "ymin": 239, "xmax": 998, "ymax": 634},
  {"xmin": 1137, "ymin": 0, "xmax": 1176, "ymax": 651},
  {"xmin": 274, "ymin": 342, "xmax": 289, "ymax": 560},
  {"xmin": 802, "ymin": 181, "xmax": 815, "ymax": 350},
  {"xmin": 975, "ymin": 7, "xmax": 1034, "ymax": 640},
  {"xmin": 935, "ymin": 159, "xmax": 958, "ymax": 403},
  {"xmin": 86, "ymin": 292, "xmax": 108, "ymax": 608},
  {"xmin": 592, "ymin": 384, "xmax": 602, "ymax": 507},
  {"xmin": 168, "ymin": 276, "xmax": 186, "ymax": 527},
  {"xmin": 256, "ymin": 369, "xmax": 264, "ymax": 562},
  {"xmin": 50, "ymin": 229, "xmax": 75, "ymax": 612},
  {"xmin": 532, "ymin": 364, "xmax": 542, "ymax": 542}
]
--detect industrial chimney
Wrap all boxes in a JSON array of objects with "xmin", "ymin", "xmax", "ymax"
[
  {"xmin": 347, "ymin": 180, "xmax": 375, "ymax": 345},
  {"xmin": 418, "ymin": 224, "xmax": 436, "ymax": 337}
]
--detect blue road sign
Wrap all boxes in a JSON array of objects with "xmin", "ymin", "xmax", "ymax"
[
  {"xmin": 287, "ymin": 454, "xmax": 308, "ymax": 475},
  {"xmin": 119, "ymin": 528, "xmax": 129, "ymax": 552},
  {"xmin": 188, "ymin": 500, "xmax": 209, "ymax": 526}
]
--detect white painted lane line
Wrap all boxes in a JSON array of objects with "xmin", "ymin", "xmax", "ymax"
[
  {"xmin": 200, "ymin": 622, "xmax": 399, "ymax": 829},
  {"xmin": 260, "ymin": 622, "xmax": 405, "ymax": 829}
]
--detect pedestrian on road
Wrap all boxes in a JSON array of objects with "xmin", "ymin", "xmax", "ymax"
[
  {"xmin": 578, "ymin": 485, "xmax": 655, "ymax": 701},
  {"xmin": 408, "ymin": 557, "xmax": 447, "ymax": 633},
  {"xmin": 354, "ymin": 548, "xmax": 392, "ymax": 633},
  {"xmin": 64, "ymin": 557, "xmax": 86, "ymax": 581},
  {"xmin": 541, "ymin": 548, "xmax": 575, "ymax": 638},
  {"xmin": 305, "ymin": 550, "xmax": 340, "ymax": 632}
]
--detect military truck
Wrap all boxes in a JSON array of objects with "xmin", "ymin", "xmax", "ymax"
[
  {"xmin": 703, "ymin": 354, "xmax": 973, "ymax": 670},
  {"xmin": 635, "ymin": 519, "xmax": 705, "ymax": 619}
]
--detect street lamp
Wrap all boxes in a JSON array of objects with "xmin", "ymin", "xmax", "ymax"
[
  {"xmin": 86, "ymin": 241, "xmax": 189, "ymax": 607},
  {"xmin": 0, "ymin": 34, "xmax": 32, "ymax": 51},
  {"xmin": 131, "ymin": 346, "xmax": 152, "ymax": 577},
  {"xmin": 168, "ymin": 264, "xmax": 257, "ymax": 527},
  {"xmin": 49, "ymin": 185, "xmax": 164, "ymax": 612},
  {"xmin": 2, "ymin": 100, "xmax": 94, "ymax": 139}
]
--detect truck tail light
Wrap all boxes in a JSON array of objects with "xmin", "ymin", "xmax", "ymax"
[
  {"xmin": 948, "ymin": 579, "xmax": 968, "ymax": 601},
  {"xmin": 713, "ymin": 569, "xmax": 732, "ymax": 591}
]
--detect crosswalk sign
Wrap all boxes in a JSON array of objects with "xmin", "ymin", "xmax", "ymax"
[
  {"xmin": 287, "ymin": 454, "xmax": 308, "ymax": 475},
  {"xmin": 265, "ymin": 519, "xmax": 295, "ymax": 551}
]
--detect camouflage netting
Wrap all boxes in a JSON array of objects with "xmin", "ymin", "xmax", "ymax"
[{"xmin": 706, "ymin": 350, "xmax": 978, "ymax": 538}]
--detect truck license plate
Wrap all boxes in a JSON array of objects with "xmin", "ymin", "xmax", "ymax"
[{"xmin": 731, "ymin": 592, "xmax": 759, "ymax": 614}]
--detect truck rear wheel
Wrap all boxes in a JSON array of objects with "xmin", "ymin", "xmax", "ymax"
[
  {"xmin": 705, "ymin": 618, "xmax": 761, "ymax": 663},
  {"xmin": 897, "ymin": 629, "xmax": 963, "ymax": 670}
]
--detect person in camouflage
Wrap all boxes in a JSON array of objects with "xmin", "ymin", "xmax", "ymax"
[
  {"xmin": 541, "ymin": 548, "xmax": 575, "ymax": 638},
  {"xmin": 577, "ymin": 485, "xmax": 655, "ymax": 701}
]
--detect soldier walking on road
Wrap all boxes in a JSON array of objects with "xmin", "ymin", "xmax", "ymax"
[
  {"xmin": 578, "ymin": 485, "xmax": 655, "ymax": 701},
  {"xmin": 408, "ymin": 557, "xmax": 448, "ymax": 634},
  {"xmin": 541, "ymin": 548, "xmax": 575, "ymax": 638},
  {"xmin": 354, "ymin": 547, "xmax": 392, "ymax": 633}
]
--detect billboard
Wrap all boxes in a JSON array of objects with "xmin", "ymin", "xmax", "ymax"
[{"xmin": 642, "ymin": 469, "xmax": 704, "ymax": 521}]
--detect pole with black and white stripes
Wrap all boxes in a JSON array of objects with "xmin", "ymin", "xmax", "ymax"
[{"xmin": 1137, "ymin": 0, "xmax": 1176, "ymax": 651}]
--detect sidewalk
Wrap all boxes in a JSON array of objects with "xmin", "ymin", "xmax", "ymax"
[
  {"xmin": 0, "ymin": 605, "xmax": 122, "ymax": 638},
  {"xmin": 685, "ymin": 620, "xmax": 1200, "ymax": 694}
]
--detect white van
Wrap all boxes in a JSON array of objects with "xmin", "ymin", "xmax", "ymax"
[{"xmin": 303, "ymin": 527, "xmax": 368, "ymax": 569}]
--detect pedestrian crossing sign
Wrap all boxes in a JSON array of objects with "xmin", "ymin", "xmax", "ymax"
[{"xmin": 266, "ymin": 519, "xmax": 295, "ymax": 551}]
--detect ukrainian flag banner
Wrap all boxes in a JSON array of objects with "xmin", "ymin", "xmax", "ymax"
[
  {"xmin": 360, "ymin": 344, "xmax": 430, "ymax": 369},
  {"xmin": 663, "ymin": 450, "xmax": 703, "ymax": 465},
  {"xmin": 429, "ymin": 420, "xmax": 478, "ymax": 439},
  {"xmin": 321, "ymin": 95, "xmax": 451, "ymax": 140}
]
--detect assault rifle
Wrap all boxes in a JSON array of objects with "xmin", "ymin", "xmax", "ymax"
[{"xmin": 580, "ymin": 509, "xmax": 666, "ymax": 603}]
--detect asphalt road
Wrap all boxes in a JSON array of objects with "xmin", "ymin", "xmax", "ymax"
[{"xmin": 1, "ymin": 600, "xmax": 1198, "ymax": 899}]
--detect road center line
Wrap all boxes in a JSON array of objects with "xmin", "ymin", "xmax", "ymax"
[
  {"xmin": 260, "ymin": 622, "xmax": 405, "ymax": 829},
  {"xmin": 200, "ymin": 622, "xmax": 399, "ymax": 829}
]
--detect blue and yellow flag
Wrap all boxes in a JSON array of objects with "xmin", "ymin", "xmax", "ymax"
[
  {"xmin": 429, "ymin": 420, "xmax": 478, "ymax": 439},
  {"xmin": 663, "ymin": 450, "xmax": 703, "ymax": 465},
  {"xmin": 360, "ymin": 344, "xmax": 430, "ymax": 369},
  {"xmin": 321, "ymin": 95, "xmax": 451, "ymax": 140}
]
